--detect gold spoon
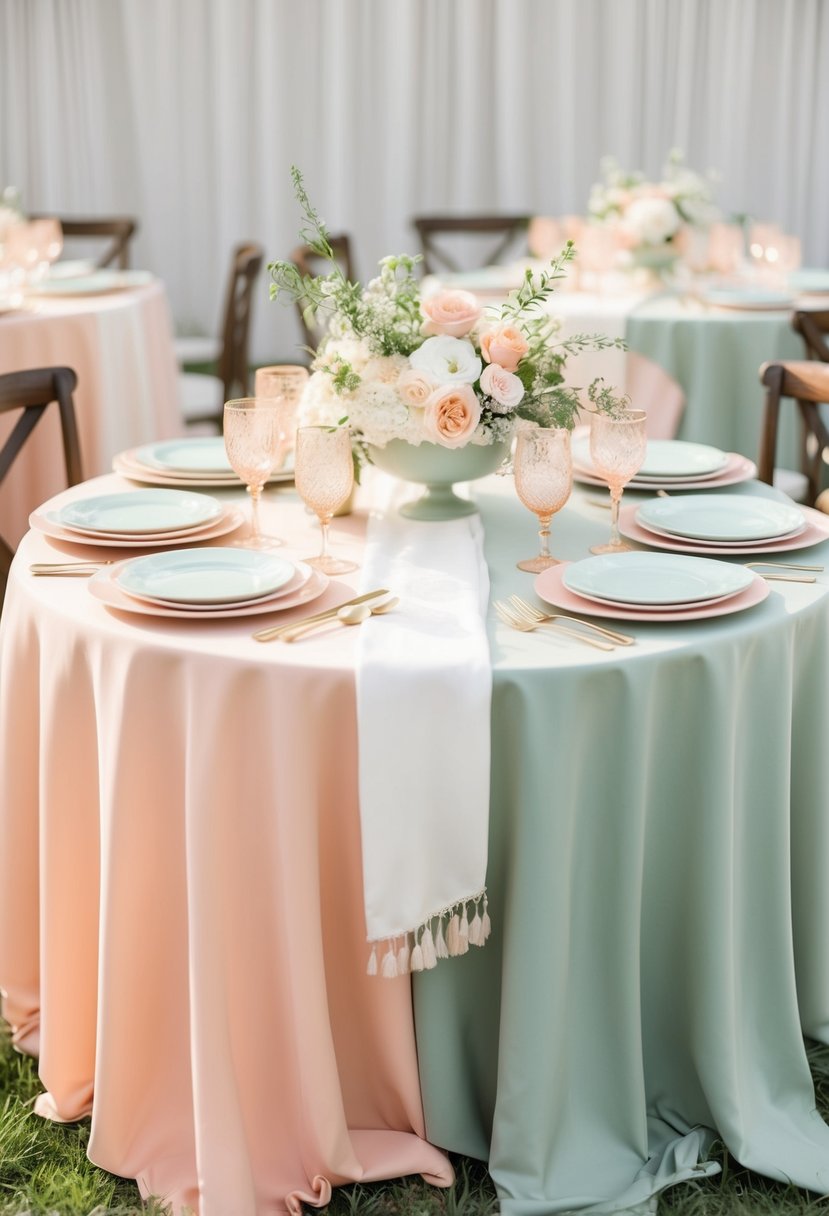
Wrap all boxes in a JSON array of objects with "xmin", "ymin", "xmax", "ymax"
[{"xmin": 282, "ymin": 595, "xmax": 400, "ymax": 641}]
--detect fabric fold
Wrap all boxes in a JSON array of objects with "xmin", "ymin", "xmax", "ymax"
[{"xmin": 356, "ymin": 472, "xmax": 493, "ymax": 974}]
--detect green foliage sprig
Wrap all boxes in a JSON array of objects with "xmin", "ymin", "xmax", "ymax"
[{"xmin": 269, "ymin": 168, "xmax": 424, "ymax": 359}]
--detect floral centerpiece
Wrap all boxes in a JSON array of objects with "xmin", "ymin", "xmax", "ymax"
[
  {"xmin": 587, "ymin": 150, "xmax": 717, "ymax": 270},
  {"xmin": 269, "ymin": 170, "xmax": 626, "ymax": 517}
]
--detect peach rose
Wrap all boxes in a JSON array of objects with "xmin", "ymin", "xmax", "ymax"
[
  {"xmin": 397, "ymin": 367, "xmax": 437, "ymax": 407},
  {"xmin": 480, "ymin": 363, "xmax": 524, "ymax": 411},
  {"xmin": 422, "ymin": 383, "xmax": 482, "ymax": 448},
  {"xmin": 421, "ymin": 290, "xmax": 482, "ymax": 338},
  {"xmin": 479, "ymin": 324, "xmax": 529, "ymax": 372}
]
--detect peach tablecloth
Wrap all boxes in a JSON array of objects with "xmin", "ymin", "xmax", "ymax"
[
  {"xmin": 0, "ymin": 476, "xmax": 452, "ymax": 1216},
  {"xmin": 0, "ymin": 281, "xmax": 182, "ymax": 546}
]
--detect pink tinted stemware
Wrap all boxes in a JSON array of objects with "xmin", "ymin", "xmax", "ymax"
[
  {"xmin": 513, "ymin": 426, "xmax": 573, "ymax": 572},
  {"xmin": 294, "ymin": 425, "xmax": 358, "ymax": 575},
  {"xmin": 589, "ymin": 409, "xmax": 647, "ymax": 554},
  {"xmin": 223, "ymin": 397, "xmax": 286, "ymax": 549}
]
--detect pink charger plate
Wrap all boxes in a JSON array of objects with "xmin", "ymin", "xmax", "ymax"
[
  {"xmin": 113, "ymin": 449, "xmax": 293, "ymax": 488},
  {"xmin": 88, "ymin": 561, "xmax": 329, "ymax": 620},
  {"xmin": 573, "ymin": 452, "xmax": 756, "ymax": 492},
  {"xmin": 533, "ymin": 562, "xmax": 769, "ymax": 623},
  {"xmin": 30, "ymin": 504, "xmax": 247, "ymax": 548},
  {"xmin": 619, "ymin": 502, "xmax": 829, "ymax": 556}
]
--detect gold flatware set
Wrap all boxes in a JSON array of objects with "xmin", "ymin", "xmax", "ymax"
[
  {"xmin": 252, "ymin": 589, "xmax": 395, "ymax": 643},
  {"xmin": 494, "ymin": 595, "xmax": 634, "ymax": 651}
]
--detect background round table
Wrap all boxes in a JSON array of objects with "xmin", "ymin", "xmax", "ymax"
[{"xmin": 0, "ymin": 276, "xmax": 182, "ymax": 547}]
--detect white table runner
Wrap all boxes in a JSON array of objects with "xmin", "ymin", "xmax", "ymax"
[{"xmin": 356, "ymin": 474, "xmax": 492, "ymax": 977}]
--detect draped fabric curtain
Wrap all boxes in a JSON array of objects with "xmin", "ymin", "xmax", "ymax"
[{"xmin": 2, "ymin": 0, "xmax": 828, "ymax": 363}]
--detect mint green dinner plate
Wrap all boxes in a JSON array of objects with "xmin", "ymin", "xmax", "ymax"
[
  {"xmin": 637, "ymin": 494, "xmax": 805, "ymax": 543},
  {"xmin": 57, "ymin": 489, "xmax": 222, "ymax": 535},
  {"xmin": 116, "ymin": 547, "xmax": 297, "ymax": 606},
  {"xmin": 563, "ymin": 551, "xmax": 754, "ymax": 607}
]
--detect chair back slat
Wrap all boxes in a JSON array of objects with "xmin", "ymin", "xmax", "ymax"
[
  {"xmin": 215, "ymin": 243, "xmax": 265, "ymax": 402},
  {"xmin": 0, "ymin": 367, "xmax": 83, "ymax": 579},
  {"xmin": 758, "ymin": 360, "xmax": 829, "ymax": 502},
  {"xmin": 412, "ymin": 215, "xmax": 529, "ymax": 276},
  {"xmin": 792, "ymin": 310, "xmax": 829, "ymax": 363},
  {"xmin": 28, "ymin": 215, "xmax": 138, "ymax": 269}
]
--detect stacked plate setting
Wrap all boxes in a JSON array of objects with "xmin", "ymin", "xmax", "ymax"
[
  {"xmin": 31, "ymin": 488, "xmax": 246, "ymax": 547},
  {"xmin": 87, "ymin": 547, "xmax": 328, "ymax": 621},
  {"xmin": 572, "ymin": 434, "xmax": 756, "ymax": 491},
  {"xmin": 698, "ymin": 286, "xmax": 794, "ymax": 311},
  {"xmin": 114, "ymin": 437, "xmax": 294, "ymax": 489},
  {"xmin": 534, "ymin": 551, "xmax": 769, "ymax": 624},
  {"xmin": 620, "ymin": 493, "xmax": 829, "ymax": 556},
  {"xmin": 28, "ymin": 269, "xmax": 155, "ymax": 296}
]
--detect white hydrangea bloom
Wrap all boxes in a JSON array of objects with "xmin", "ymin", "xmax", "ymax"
[
  {"xmin": 363, "ymin": 354, "xmax": 407, "ymax": 385},
  {"xmin": 622, "ymin": 197, "xmax": 681, "ymax": 246},
  {"xmin": 347, "ymin": 381, "xmax": 410, "ymax": 447}
]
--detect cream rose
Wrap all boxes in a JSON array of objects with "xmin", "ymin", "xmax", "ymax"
[
  {"xmin": 397, "ymin": 367, "xmax": 437, "ymax": 407},
  {"xmin": 480, "ymin": 363, "xmax": 524, "ymax": 411},
  {"xmin": 421, "ymin": 289, "xmax": 483, "ymax": 338},
  {"xmin": 479, "ymin": 325, "xmax": 529, "ymax": 372},
  {"xmin": 422, "ymin": 383, "xmax": 482, "ymax": 448}
]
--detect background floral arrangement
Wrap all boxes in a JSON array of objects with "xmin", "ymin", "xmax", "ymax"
[
  {"xmin": 0, "ymin": 187, "xmax": 24, "ymax": 244},
  {"xmin": 587, "ymin": 150, "xmax": 718, "ymax": 251},
  {"xmin": 269, "ymin": 169, "xmax": 626, "ymax": 456}
]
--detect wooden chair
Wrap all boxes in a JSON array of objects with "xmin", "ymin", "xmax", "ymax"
[
  {"xmin": 412, "ymin": 214, "xmax": 530, "ymax": 276},
  {"xmin": 792, "ymin": 309, "xmax": 829, "ymax": 363},
  {"xmin": 289, "ymin": 234, "xmax": 354, "ymax": 351},
  {"xmin": 180, "ymin": 242, "xmax": 264, "ymax": 431},
  {"xmin": 0, "ymin": 367, "xmax": 82, "ymax": 600},
  {"xmin": 757, "ymin": 361, "xmax": 829, "ymax": 504},
  {"xmin": 29, "ymin": 215, "xmax": 138, "ymax": 269}
]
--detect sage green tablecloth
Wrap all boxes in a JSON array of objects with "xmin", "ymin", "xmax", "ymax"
[
  {"xmin": 624, "ymin": 297, "xmax": 803, "ymax": 469},
  {"xmin": 414, "ymin": 477, "xmax": 829, "ymax": 1214}
]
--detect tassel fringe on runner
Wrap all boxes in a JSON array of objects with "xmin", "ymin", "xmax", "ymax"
[{"xmin": 366, "ymin": 891, "xmax": 491, "ymax": 978}]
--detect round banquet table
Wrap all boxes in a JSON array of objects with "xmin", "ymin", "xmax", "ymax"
[
  {"xmin": 0, "ymin": 276, "xmax": 182, "ymax": 547},
  {"xmin": 3, "ymin": 469, "xmax": 829, "ymax": 1215}
]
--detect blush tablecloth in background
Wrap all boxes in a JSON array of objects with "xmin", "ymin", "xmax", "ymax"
[
  {"xmin": 3, "ymin": 470, "xmax": 829, "ymax": 1214},
  {"xmin": 0, "ymin": 280, "xmax": 182, "ymax": 546}
]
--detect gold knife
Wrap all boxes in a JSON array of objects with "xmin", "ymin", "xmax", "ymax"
[{"xmin": 252, "ymin": 588, "xmax": 390, "ymax": 643}]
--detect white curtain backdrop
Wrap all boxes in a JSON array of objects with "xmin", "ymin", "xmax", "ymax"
[{"xmin": 2, "ymin": 0, "xmax": 828, "ymax": 363}]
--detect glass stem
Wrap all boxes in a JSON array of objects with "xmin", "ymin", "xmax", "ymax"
[
  {"xmin": 537, "ymin": 515, "xmax": 552, "ymax": 560},
  {"xmin": 609, "ymin": 488, "xmax": 622, "ymax": 547},
  {"xmin": 248, "ymin": 484, "xmax": 262, "ymax": 543},
  {"xmin": 319, "ymin": 515, "xmax": 332, "ymax": 561}
]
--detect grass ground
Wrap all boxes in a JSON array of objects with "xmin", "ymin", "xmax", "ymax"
[{"xmin": 2, "ymin": 1026, "xmax": 829, "ymax": 1214}]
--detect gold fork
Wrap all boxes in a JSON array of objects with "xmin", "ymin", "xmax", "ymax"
[
  {"xmin": 494, "ymin": 601, "xmax": 617, "ymax": 651},
  {"xmin": 508, "ymin": 595, "xmax": 636, "ymax": 645},
  {"xmin": 744, "ymin": 560, "xmax": 824, "ymax": 584}
]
